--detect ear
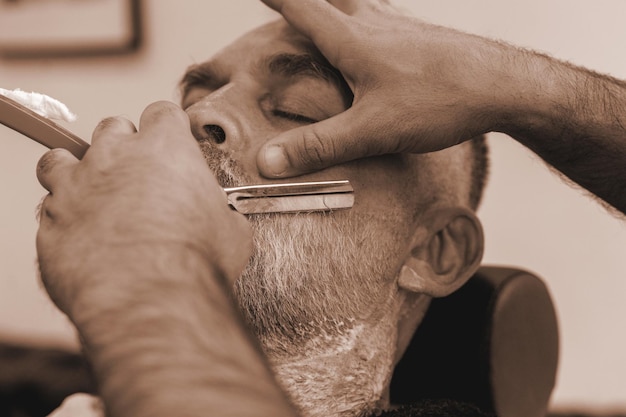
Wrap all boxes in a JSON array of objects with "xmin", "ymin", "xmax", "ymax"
[{"xmin": 398, "ymin": 207, "xmax": 484, "ymax": 298}]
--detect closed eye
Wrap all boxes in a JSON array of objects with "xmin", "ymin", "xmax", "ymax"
[{"xmin": 272, "ymin": 109, "xmax": 318, "ymax": 124}]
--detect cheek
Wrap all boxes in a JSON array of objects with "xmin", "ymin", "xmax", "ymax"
[
  {"xmin": 346, "ymin": 156, "xmax": 418, "ymax": 223},
  {"xmin": 232, "ymin": 119, "xmax": 284, "ymax": 180},
  {"xmin": 352, "ymin": 209, "xmax": 415, "ymax": 269}
]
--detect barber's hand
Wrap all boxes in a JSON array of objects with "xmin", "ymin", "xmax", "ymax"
[
  {"xmin": 258, "ymin": 0, "xmax": 505, "ymax": 177},
  {"xmin": 36, "ymin": 101, "xmax": 252, "ymax": 319}
]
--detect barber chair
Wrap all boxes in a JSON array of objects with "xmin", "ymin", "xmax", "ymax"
[
  {"xmin": 0, "ymin": 266, "xmax": 558, "ymax": 417},
  {"xmin": 391, "ymin": 266, "xmax": 559, "ymax": 417}
]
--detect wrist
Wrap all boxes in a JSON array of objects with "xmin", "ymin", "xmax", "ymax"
[
  {"xmin": 439, "ymin": 30, "xmax": 526, "ymax": 136},
  {"xmin": 66, "ymin": 241, "xmax": 223, "ymax": 326},
  {"xmin": 486, "ymin": 46, "xmax": 576, "ymax": 142},
  {"xmin": 72, "ymin": 258, "xmax": 295, "ymax": 417}
]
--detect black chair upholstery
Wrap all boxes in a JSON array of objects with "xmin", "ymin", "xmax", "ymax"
[
  {"xmin": 390, "ymin": 266, "xmax": 559, "ymax": 417},
  {"xmin": 0, "ymin": 342, "xmax": 95, "ymax": 417}
]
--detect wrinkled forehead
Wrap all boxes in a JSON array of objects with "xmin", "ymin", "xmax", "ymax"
[{"xmin": 211, "ymin": 19, "xmax": 323, "ymax": 66}]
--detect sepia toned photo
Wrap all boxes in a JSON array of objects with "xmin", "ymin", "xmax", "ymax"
[
  {"xmin": 0, "ymin": 0, "xmax": 140, "ymax": 57},
  {"xmin": 1, "ymin": 1, "xmax": 625, "ymax": 417}
]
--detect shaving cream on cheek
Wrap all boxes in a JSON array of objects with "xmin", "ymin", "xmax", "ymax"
[{"xmin": 0, "ymin": 88, "xmax": 77, "ymax": 122}]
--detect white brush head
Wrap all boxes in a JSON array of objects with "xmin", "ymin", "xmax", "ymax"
[{"xmin": 0, "ymin": 88, "xmax": 76, "ymax": 122}]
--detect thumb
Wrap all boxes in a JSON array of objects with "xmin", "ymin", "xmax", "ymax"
[{"xmin": 257, "ymin": 106, "xmax": 401, "ymax": 178}]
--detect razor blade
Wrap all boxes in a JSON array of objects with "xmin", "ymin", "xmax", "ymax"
[{"xmin": 225, "ymin": 180, "xmax": 354, "ymax": 214}]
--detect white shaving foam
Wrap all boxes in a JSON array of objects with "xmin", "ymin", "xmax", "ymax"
[{"xmin": 0, "ymin": 87, "xmax": 77, "ymax": 122}]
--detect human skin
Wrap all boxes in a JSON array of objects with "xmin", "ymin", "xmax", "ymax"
[
  {"xmin": 36, "ymin": 19, "xmax": 483, "ymax": 417},
  {"xmin": 36, "ymin": 105, "xmax": 295, "ymax": 417},
  {"xmin": 257, "ymin": 0, "xmax": 626, "ymax": 215},
  {"xmin": 181, "ymin": 20, "xmax": 483, "ymax": 416}
]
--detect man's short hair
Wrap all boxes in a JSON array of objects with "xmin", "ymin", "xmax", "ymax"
[{"xmin": 469, "ymin": 135, "xmax": 489, "ymax": 210}]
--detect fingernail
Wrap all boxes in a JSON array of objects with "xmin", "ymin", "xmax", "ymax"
[{"xmin": 263, "ymin": 145, "xmax": 290, "ymax": 176}]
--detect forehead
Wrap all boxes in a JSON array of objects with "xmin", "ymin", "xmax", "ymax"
[{"xmin": 211, "ymin": 20, "xmax": 319, "ymax": 67}]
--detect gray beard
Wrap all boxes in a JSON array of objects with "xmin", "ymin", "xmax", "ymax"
[
  {"xmin": 200, "ymin": 141, "xmax": 399, "ymax": 354},
  {"xmin": 236, "ymin": 212, "xmax": 396, "ymax": 356},
  {"xmin": 200, "ymin": 141, "xmax": 405, "ymax": 417}
]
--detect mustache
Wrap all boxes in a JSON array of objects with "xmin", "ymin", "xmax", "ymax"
[{"xmin": 198, "ymin": 140, "xmax": 251, "ymax": 188}]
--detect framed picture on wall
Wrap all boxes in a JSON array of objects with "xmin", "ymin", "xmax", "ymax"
[{"xmin": 0, "ymin": 0, "xmax": 141, "ymax": 58}]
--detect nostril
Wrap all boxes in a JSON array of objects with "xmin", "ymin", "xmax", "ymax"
[{"xmin": 203, "ymin": 124, "xmax": 226, "ymax": 144}]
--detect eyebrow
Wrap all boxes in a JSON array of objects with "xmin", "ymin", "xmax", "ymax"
[
  {"xmin": 180, "ymin": 53, "xmax": 353, "ymax": 103},
  {"xmin": 180, "ymin": 62, "xmax": 223, "ymax": 98},
  {"xmin": 266, "ymin": 53, "xmax": 339, "ymax": 83},
  {"xmin": 266, "ymin": 52, "xmax": 353, "ymax": 107}
]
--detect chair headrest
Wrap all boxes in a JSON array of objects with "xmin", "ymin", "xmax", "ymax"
[{"xmin": 390, "ymin": 266, "xmax": 559, "ymax": 417}]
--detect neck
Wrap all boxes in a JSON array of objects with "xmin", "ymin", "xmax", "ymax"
[{"xmin": 267, "ymin": 316, "xmax": 399, "ymax": 417}]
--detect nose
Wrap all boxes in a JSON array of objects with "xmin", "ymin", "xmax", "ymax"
[
  {"xmin": 186, "ymin": 86, "xmax": 247, "ymax": 151},
  {"xmin": 203, "ymin": 124, "xmax": 226, "ymax": 144}
]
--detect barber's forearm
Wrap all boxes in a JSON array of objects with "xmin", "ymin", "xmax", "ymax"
[
  {"xmin": 492, "ymin": 47, "xmax": 626, "ymax": 214},
  {"xmin": 72, "ymin": 251, "xmax": 296, "ymax": 417}
]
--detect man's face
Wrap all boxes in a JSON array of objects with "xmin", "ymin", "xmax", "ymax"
[{"xmin": 182, "ymin": 20, "xmax": 442, "ymax": 356}]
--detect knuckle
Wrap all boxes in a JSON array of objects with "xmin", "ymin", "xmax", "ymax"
[
  {"xmin": 93, "ymin": 116, "xmax": 136, "ymax": 141},
  {"xmin": 142, "ymin": 101, "xmax": 189, "ymax": 130},
  {"xmin": 297, "ymin": 128, "xmax": 335, "ymax": 169},
  {"xmin": 145, "ymin": 101, "xmax": 184, "ymax": 120},
  {"xmin": 37, "ymin": 148, "xmax": 64, "ymax": 176},
  {"xmin": 95, "ymin": 116, "xmax": 126, "ymax": 133},
  {"xmin": 145, "ymin": 100, "xmax": 178, "ymax": 113},
  {"xmin": 36, "ymin": 194, "xmax": 60, "ymax": 225},
  {"xmin": 35, "ymin": 195, "xmax": 49, "ymax": 223}
]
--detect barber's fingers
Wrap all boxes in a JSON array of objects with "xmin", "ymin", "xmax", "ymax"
[
  {"xmin": 260, "ymin": 0, "xmax": 350, "ymax": 62},
  {"xmin": 37, "ymin": 195, "xmax": 51, "ymax": 224},
  {"xmin": 91, "ymin": 116, "xmax": 137, "ymax": 146},
  {"xmin": 326, "ymin": 0, "xmax": 387, "ymax": 16},
  {"xmin": 36, "ymin": 148, "xmax": 78, "ymax": 193},
  {"xmin": 257, "ymin": 104, "xmax": 408, "ymax": 178},
  {"xmin": 262, "ymin": 0, "xmax": 362, "ymax": 14},
  {"xmin": 138, "ymin": 101, "xmax": 191, "ymax": 137}
]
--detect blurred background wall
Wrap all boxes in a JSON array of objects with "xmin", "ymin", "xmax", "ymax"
[{"xmin": 1, "ymin": 0, "xmax": 624, "ymax": 411}]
